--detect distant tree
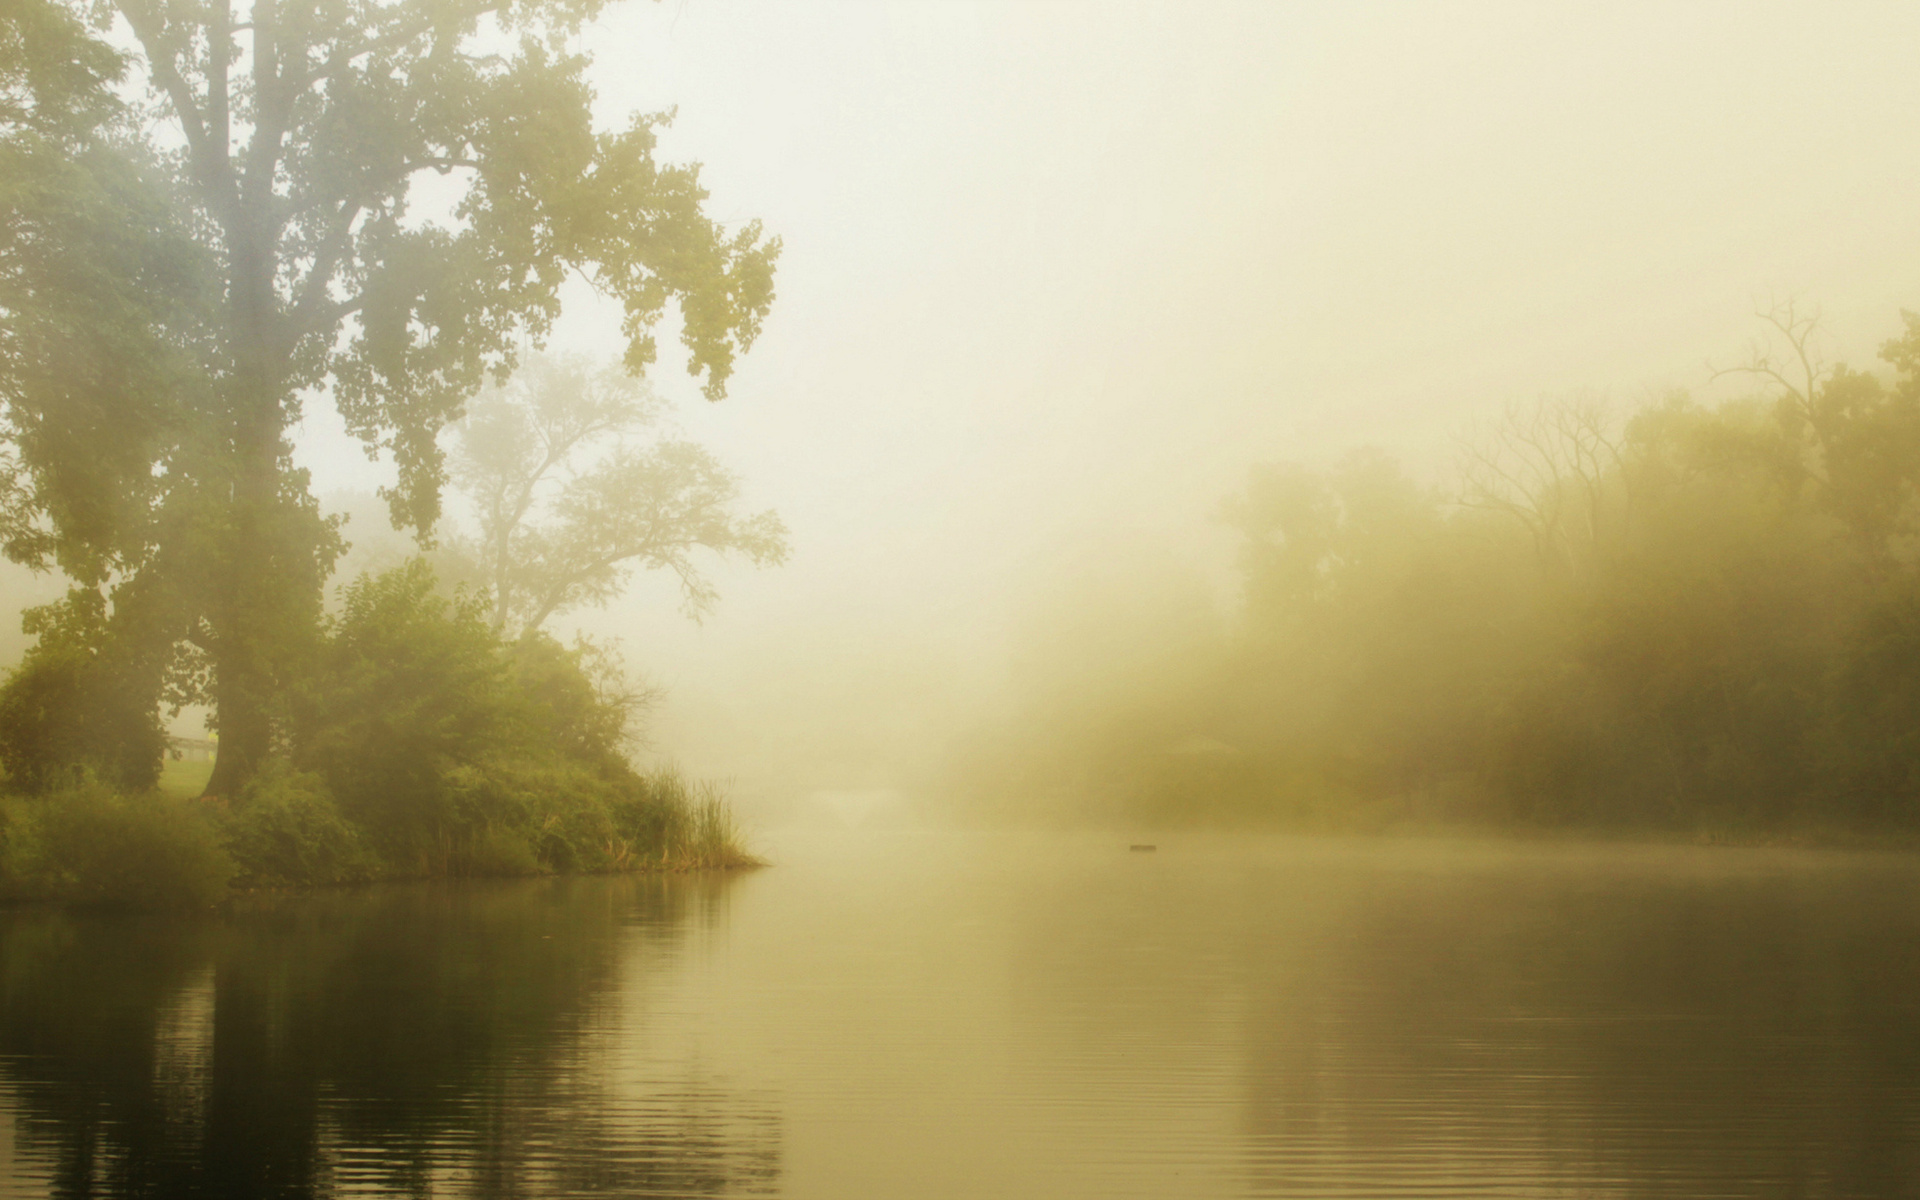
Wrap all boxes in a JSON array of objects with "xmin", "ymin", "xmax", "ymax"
[
  {"xmin": 451, "ymin": 353, "xmax": 789, "ymax": 635},
  {"xmin": 0, "ymin": 0, "xmax": 779, "ymax": 796},
  {"xmin": 1711, "ymin": 301, "xmax": 1920, "ymax": 560},
  {"xmin": 1222, "ymin": 449, "xmax": 1439, "ymax": 619},
  {"xmin": 1456, "ymin": 393, "xmax": 1626, "ymax": 578}
]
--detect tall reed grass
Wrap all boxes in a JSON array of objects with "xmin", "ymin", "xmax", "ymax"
[{"xmin": 642, "ymin": 771, "xmax": 763, "ymax": 869}]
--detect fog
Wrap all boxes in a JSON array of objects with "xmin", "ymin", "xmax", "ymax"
[
  {"xmin": 212, "ymin": 1, "xmax": 1920, "ymax": 822},
  {"xmin": 13, "ymin": 9, "xmax": 1920, "ymax": 1187}
]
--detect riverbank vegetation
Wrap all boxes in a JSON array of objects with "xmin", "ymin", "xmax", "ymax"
[
  {"xmin": 958, "ymin": 307, "xmax": 1920, "ymax": 841},
  {"xmin": 0, "ymin": 562, "xmax": 758, "ymax": 908}
]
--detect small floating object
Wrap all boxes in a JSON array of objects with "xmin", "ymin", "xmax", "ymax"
[{"xmin": 1129, "ymin": 844, "xmax": 1157, "ymax": 852}]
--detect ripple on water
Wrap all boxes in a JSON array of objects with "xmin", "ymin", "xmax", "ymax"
[{"xmin": 1, "ymin": 833, "xmax": 1919, "ymax": 1198}]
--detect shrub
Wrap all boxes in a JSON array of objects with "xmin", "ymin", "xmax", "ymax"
[
  {"xmin": 294, "ymin": 564, "xmax": 675, "ymax": 869},
  {"xmin": 228, "ymin": 562, "xmax": 762, "ymax": 886},
  {"xmin": 223, "ymin": 764, "xmax": 376, "ymax": 888},
  {"xmin": 459, "ymin": 826, "xmax": 544, "ymax": 877},
  {"xmin": 443, "ymin": 759, "xmax": 633, "ymax": 873},
  {"xmin": 29, "ymin": 781, "xmax": 234, "ymax": 908},
  {"xmin": 0, "ymin": 796, "xmax": 37, "ymax": 900},
  {"xmin": 607, "ymin": 767, "xmax": 690, "ymax": 860},
  {"xmin": 294, "ymin": 562, "xmax": 515, "ymax": 858},
  {"xmin": 0, "ymin": 642, "xmax": 167, "ymax": 794},
  {"xmin": 435, "ymin": 759, "xmax": 760, "ymax": 874},
  {"xmin": 506, "ymin": 634, "xmax": 651, "ymax": 772}
]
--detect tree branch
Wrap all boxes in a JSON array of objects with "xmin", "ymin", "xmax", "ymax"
[
  {"xmin": 294, "ymin": 0, "xmax": 504, "ymax": 89},
  {"xmin": 208, "ymin": 0, "xmax": 231, "ymax": 179},
  {"xmin": 243, "ymin": 0, "xmax": 297, "ymax": 218},
  {"xmin": 116, "ymin": 1, "xmax": 238, "ymax": 222},
  {"xmin": 284, "ymin": 200, "xmax": 362, "ymax": 342}
]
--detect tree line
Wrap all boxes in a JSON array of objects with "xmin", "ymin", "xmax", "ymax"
[{"xmin": 957, "ymin": 306, "xmax": 1920, "ymax": 837}]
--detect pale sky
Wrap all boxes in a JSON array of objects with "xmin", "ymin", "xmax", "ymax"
[{"xmin": 292, "ymin": 0, "xmax": 1920, "ymax": 814}]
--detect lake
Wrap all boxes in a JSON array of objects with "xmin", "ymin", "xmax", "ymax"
[{"xmin": 3, "ymin": 830, "xmax": 1919, "ymax": 1198}]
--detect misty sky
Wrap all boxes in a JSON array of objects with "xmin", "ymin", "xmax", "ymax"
[{"xmin": 289, "ymin": 0, "xmax": 1920, "ymax": 805}]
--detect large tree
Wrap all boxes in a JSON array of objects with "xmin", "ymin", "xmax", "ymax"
[{"xmin": 0, "ymin": 0, "xmax": 777, "ymax": 796}]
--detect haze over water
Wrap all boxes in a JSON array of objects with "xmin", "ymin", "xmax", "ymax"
[
  {"xmin": 8, "ymin": 1, "xmax": 1920, "ymax": 1195},
  {"xmin": 6, "ymin": 832, "xmax": 1920, "ymax": 1198},
  {"xmin": 279, "ymin": 1, "xmax": 1920, "ymax": 811}
]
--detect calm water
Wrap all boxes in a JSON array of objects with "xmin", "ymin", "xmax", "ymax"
[{"xmin": 4, "ymin": 830, "xmax": 1920, "ymax": 1198}]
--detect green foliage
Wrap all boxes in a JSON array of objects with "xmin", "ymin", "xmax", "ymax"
[
  {"xmin": 0, "ymin": 91, "xmax": 213, "ymax": 586},
  {"xmin": 284, "ymin": 561, "xmax": 756, "ymax": 877},
  {"xmin": 21, "ymin": 781, "xmax": 233, "ymax": 908},
  {"xmin": 505, "ymin": 632, "xmax": 645, "ymax": 770},
  {"xmin": 435, "ymin": 751, "xmax": 759, "ymax": 874},
  {"xmin": 0, "ymin": 0, "xmax": 125, "ymax": 138},
  {"xmin": 223, "ymin": 764, "xmax": 376, "ymax": 888},
  {"xmin": 0, "ymin": 796, "xmax": 33, "ymax": 898},
  {"xmin": 458, "ymin": 825, "xmax": 545, "ymax": 878},
  {"xmin": 1827, "ymin": 580, "xmax": 1920, "ymax": 826},
  {"xmin": 295, "ymin": 561, "xmax": 515, "ymax": 860},
  {"xmin": 1, "ymin": 0, "xmax": 778, "ymax": 799},
  {"xmin": 0, "ymin": 553, "xmax": 755, "ymax": 908},
  {"xmin": 0, "ymin": 631, "xmax": 167, "ymax": 794}
]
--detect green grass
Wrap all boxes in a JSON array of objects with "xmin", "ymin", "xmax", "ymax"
[{"xmin": 159, "ymin": 758, "xmax": 213, "ymax": 800}]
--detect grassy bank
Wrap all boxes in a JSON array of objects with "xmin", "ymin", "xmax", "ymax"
[
  {"xmin": 159, "ymin": 759, "xmax": 213, "ymax": 800},
  {"xmin": 0, "ymin": 764, "xmax": 760, "ymax": 910}
]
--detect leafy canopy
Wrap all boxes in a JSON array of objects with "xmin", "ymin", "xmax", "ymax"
[
  {"xmin": 4, "ymin": 0, "xmax": 779, "ymax": 558},
  {"xmin": 0, "ymin": 0, "xmax": 779, "ymax": 792}
]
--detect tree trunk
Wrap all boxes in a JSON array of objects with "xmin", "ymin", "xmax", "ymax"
[
  {"xmin": 199, "ymin": 418, "xmax": 284, "ymax": 800},
  {"xmin": 198, "ymin": 209, "xmax": 302, "ymax": 800},
  {"xmin": 198, "ymin": 316, "xmax": 296, "ymax": 799},
  {"xmin": 202, "ymin": 658, "xmax": 272, "ymax": 799}
]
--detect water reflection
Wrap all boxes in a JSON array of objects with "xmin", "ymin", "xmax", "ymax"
[
  {"xmin": 1006, "ymin": 838, "xmax": 1920, "ymax": 1198},
  {"xmin": 6, "ymin": 836, "xmax": 1920, "ymax": 1199},
  {"xmin": 0, "ymin": 875, "xmax": 779, "ymax": 1198}
]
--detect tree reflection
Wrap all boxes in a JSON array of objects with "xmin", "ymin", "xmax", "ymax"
[
  {"xmin": 1002, "ymin": 842, "xmax": 1920, "ymax": 1198},
  {"xmin": 0, "ymin": 874, "xmax": 779, "ymax": 1198},
  {"xmin": 1230, "ymin": 852, "xmax": 1920, "ymax": 1197}
]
